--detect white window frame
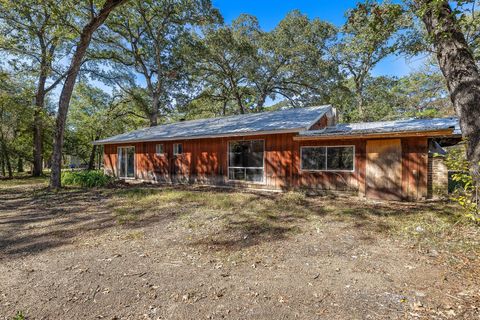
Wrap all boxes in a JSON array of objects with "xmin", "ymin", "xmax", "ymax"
[
  {"xmin": 300, "ymin": 145, "xmax": 355, "ymax": 172},
  {"xmin": 227, "ymin": 139, "xmax": 265, "ymax": 184},
  {"xmin": 117, "ymin": 146, "xmax": 136, "ymax": 179},
  {"xmin": 173, "ymin": 143, "xmax": 182, "ymax": 156},
  {"xmin": 155, "ymin": 143, "xmax": 164, "ymax": 156}
]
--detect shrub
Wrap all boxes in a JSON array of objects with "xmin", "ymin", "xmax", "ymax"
[
  {"xmin": 445, "ymin": 147, "xmax": 479, "ymax": 222},
  {"xmin": 12, "ymin": 311, "xmax": 25, "ymax": 320},
  {"xmin": 61, "ymin": 170, "xmax": 114, "ymax": 188}
]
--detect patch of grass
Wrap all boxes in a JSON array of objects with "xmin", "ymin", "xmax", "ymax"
[
  {"xmin": 114, "ymin": 207, "xmax": 138, "ymax": 224},
  {"xmin": 61, "ymin": 170, "xmax": 113, "ymax": 188},
  {"xmin": 388, "ymin": 206, "xmax": 479, "ymax": 255},
  {"xmin": 0, "ymin": 175, "xmax": 48, "ymax": 189},
  {"xmin": 125, "ymin": 231, "xmax": 145, "ymax": 240},
  {"xmin": 12, "ymin": 311, "xmax": 25, "ymax": 320},
  {"xmin": 108, "ymin": 185, "xmax": 479, "ymax": 257},
  {"xmin": 115, "ymin": 187, "xmax": 160, "ymax": 199}
]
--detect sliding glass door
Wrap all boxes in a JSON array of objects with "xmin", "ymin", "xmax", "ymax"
[{"xmin": 117, "ymin": 146, "xmax": 135, "ymax": 179}]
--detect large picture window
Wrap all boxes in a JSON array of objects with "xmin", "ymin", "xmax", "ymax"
[
  {"xmin": 228, "ymin": 140, "xmax": 264, "ymax": 182},
  {"xmin": 301, "ymin": 146, "xmax": 354, "ymax": 171}
]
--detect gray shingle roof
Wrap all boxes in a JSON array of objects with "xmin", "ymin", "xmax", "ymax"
[
  {"xmin": 94, "ymin": 105, "xmax": 332, "ymax": 145},
  {"xmin": 299, "ymin": 117, "xmax": 461, "ymax": 137}
]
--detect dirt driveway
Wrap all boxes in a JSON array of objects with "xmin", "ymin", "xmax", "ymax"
[{"xmin": 0, "ymin": 178, "xmax": 479, "ymax": 319}]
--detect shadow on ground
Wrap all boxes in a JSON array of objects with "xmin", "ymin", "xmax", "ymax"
[{"xmin": 0, "ymin": 181, "xmax": 463, "ymax": 259}]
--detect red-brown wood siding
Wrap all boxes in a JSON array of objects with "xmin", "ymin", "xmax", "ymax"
[
  {"xmin": 102, "ymin": 133, "xmax": 429, "ymax": 200},
  {"xmin": 401, "ymin": 137, "xmax": 428, "ymax": 200},
  {"xmin": 309, "ymin": 114, "xmax": 329, "ymax": 130}
]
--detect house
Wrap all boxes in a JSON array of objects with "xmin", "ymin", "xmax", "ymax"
[{"xmin": 93, "ymin": 105, "xmax": 461, "ymax": 201}]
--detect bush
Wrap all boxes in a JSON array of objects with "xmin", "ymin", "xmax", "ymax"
[
  {"xmin": 61, "ymin": 170, "xmax": 114, "ymax": 188},
  {"xmin": 445, "ymin": 147, "xmax": 479, "ymax": 222},
  {"xmin": 12, "ymin": 311, "xmax": 25, "ymax": 320}
]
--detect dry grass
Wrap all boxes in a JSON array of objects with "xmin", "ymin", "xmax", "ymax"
[
  {"xmin": 1, "ymin": 177, "xmax": 480, "ymax": 319},
  {"xmin": 106, "ymin": 185, "xmax": 479, "ymax": 260}
]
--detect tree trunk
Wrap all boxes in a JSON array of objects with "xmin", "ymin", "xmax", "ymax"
[
  {"xmin": 416, "ymin": 0, "xmax": 480, "ymax": 183},
  {"xmin": 33, "ymin": 37, "xmax": 53, "ymax": 177},
  {"xmin": 2, "ymin": 142, "xmax": 13, "ymax": 178},
  {"xmin": 256, "ymin": 93, "xmax": 267, "ymax": 112},
  {"xmin": 17, "ymin": 157, "xmax": 24, "ymax": 173},
  {"xmin": 97, "ymin": 146, "xmax": 102, "ymax": 170},
  {"xmin": 149, "ymin": 110, "xmax": 158, "ymax": 126},
  {"xmin": 149, "ymin": 95, "xmax": 159, "ymax": 126},
  {"xmin": 0, "ymin": 144, "xmax": 5, "ymax": 177},
  {"xmin": 222, "ymin": 100, "xmax": 227, "ymax": 116},
  {"xmin": 50, "ymin": 0, "xmax": 127, "ymax": 189},
  {"xmin": 33, "ymin": 83, "xmax": 45, "ymax": 177},
  {"xmin": 6, "ymin": 155, "xmax": 12, "ymax": 178},
  {"xmin": 88, "ymin": 136, "xmax": 99, "ymax": 170},
  {"xmin": 234, "ymin": 91, "xmax": 245, "ymax": 114},
  {"xmin": 354, "ymin": 80, "xmax": 365, "ymax": 121}
]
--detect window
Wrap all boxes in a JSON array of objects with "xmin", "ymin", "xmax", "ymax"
[
  {"xmin": 155, "ymin": 144, "xmax": 164, "ymax": 155},
  {"xmin": 301, "ymin": 146, "xmax": 354, "ymax": 171},
  {"xmin": 228, "ymin": 140, "xmax": 264, "ymax": 182},
  {"xmin": 301, "ymin": 147, "xmax": 326, "ymax": 171},
  {"xmin": 327, "ymin": 146, "xmax": 354, "ymax": 171},
  {"xmin": 173, "ymin": 143, "xmax": 182, "ymax": 155}
]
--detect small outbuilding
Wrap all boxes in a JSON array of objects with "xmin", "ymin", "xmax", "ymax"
[{"xmin": 93, "ymin": 105, "xmax": 461, "ymax": 201}]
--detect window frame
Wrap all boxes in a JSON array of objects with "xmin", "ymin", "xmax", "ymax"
[
  {"xmin": 173, "ymin": 143, "xmax": 183, "ymax": 156},
  {"xmin": 300, "ymin": 145, "xmax": 355, "ymax": 173},
  {"xmin": 227, "ymin": 139, "xmax": 265, "ymax": 184},
  {"xmin": 155, "ymin": 143, "xmax": 164, "ymax": 156}
]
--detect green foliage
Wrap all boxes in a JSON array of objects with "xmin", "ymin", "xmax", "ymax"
[
  {"xmin": 0, "ymin": 71, "xmax": 34, "ymax": 177},
  {"xmin": 445, "ymin": 146, "xmax": 479, "ymax": 222},
  {"xmin": 332, "ymin": 0, "xmax": 412, "ymax": 121},
  {"xmin": 65, "ymin": 83, "xmax": 145, "ymax": 166},
  {"xmin": 183, "ymin": 10, "xmax": 340, "ymax": 116},
  {"xmin": 12, "ymin": 311, "xmax": 25, "ymax": 320},
  {"xmin": 61, "ymin": 170, "xmax": 114, "ymax": 188},
  {"xmin": 95, "ymin": 0, "xmax": 221, "ymax": 125}
]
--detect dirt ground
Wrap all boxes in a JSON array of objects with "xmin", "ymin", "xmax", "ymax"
[{"xmin": 1, "ymin": 178, "xmax": 479, "ymax": 320}]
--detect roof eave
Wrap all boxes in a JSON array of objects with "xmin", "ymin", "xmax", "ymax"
[
  {"xmin": 92, "ymin": 127, "xmax": 305, "ymax": 145},
  {"xmin": 294, "ymin": 128, "xmax": 456, "ymax": 141}
]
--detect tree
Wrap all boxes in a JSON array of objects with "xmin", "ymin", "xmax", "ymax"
[
  {"xmin": 412, "ymin": 0, "xmax": 480, "ymax": 185},
  {"xmin": 331, "ymin": 75, "xmax": 401, "ymax": 122},
  {"xmin": 249, "ymin": 11, "xmax": 339, "ymax": 109},
  {"xmin": 185, "ymin": 12, "xmax": 340, "ymax": 116},
  {"xmin": 0, "ymin": 0, "xmax": 74, "ymax": 176},
  {"xmin": 184, "ymin": 16, "xmax": 256, "ymax": 114},
  {"xmin": 66, "ymin": 82, "xmax": 146, "ymax": 169},
  {"xmin": 93, "ymin": 0, "xmax": 220, "ymax": 126},
  {"xmin": 50, "ymin": 0, "xmax": 127, "ymax": 189},
  {"xmin": 332, "ymin": 0, "xmax": 409, "ymax": 120},
  {"xmin": 392, "ymin": 66, "xmax": 454, "ymax": 117},
  {"xmin": 0, "ymin": 72, "xmax": 33, "ymax": 178}
]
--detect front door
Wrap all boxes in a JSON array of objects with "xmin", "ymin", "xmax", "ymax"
[
  {"xmin": 118, "ymin": 146, "xmax": 135, "ymax": 179},
  {"xmin": 366, "ymin": 139, "xmax": 402, "ymax": 200}
]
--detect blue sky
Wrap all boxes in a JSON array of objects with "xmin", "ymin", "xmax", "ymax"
[{"xmin": 212, "ymin": 0, "xmax": 425, "ymax": 77}]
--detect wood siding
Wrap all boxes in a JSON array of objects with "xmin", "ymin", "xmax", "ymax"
[{"xmin": 102, "ymin": 133, "xmax": 429, "ymax": 200}]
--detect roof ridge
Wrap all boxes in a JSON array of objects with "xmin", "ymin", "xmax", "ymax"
[
  {"xmin": 151, "ymin": 105, "xmax": 331, "ymax": 128},
  {"xmin": 93, "ymin": 105, "xmax": 331, "ymax": 145}
]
